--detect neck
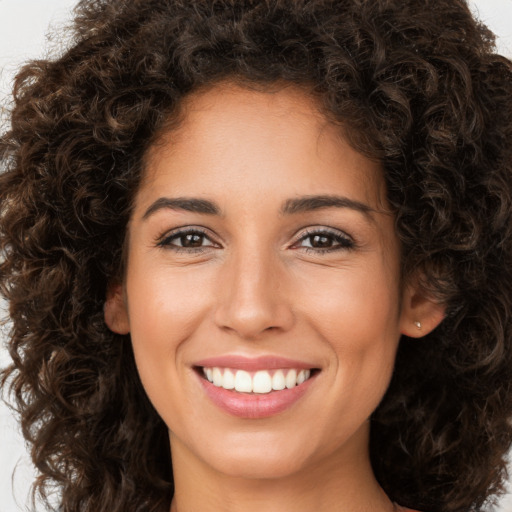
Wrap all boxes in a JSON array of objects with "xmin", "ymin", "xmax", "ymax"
[{"xmin": 168, "ymin": 425, "xmax": 395, "ymax": 512}]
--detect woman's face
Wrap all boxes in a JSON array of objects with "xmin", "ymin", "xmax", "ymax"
[{"xmin": 106, "ymin": 83, "xmax": 434, "ymax": 480}]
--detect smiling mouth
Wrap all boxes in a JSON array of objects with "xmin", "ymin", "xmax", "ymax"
[{"xmin": 197, "ymin": 367, "xmax": 319, "ymax": 394}]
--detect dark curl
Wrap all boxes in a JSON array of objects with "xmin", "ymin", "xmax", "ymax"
[{"xmin": 1, "ymin": 1, "xmax": 512, "ymax": 511}]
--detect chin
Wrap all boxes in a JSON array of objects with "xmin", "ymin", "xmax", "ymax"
[
  {"xmin": 190, "ymin": 429, "xmax": 316, "ymax": 480},
  {"xmin": 210, "ymin": 451, "xmax": 309, "ymax": 480}
]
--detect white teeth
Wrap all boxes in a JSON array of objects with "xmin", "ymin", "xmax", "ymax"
[
  {"xmin": 272, "ymin": 370, "xmax": 286, "ymax": 390},
  {"xmin": 202, "ymin": 367, "xmax": 313, "ymax": 393},
  {"xmin": 223, "ymin": 369, "xmax": 235, "ymax": 389},
  {"xmin": 212, "ymin": 367, "xmax": 223, "ymax": 386},
  {"xmin": 253, "ymin": 370, "xmax": 272, "ymax": 394},
  {"xmin": 234, "ymin": 370, "xmax": 252, "ymax": 392},
  {"xmin": 285, "ymin": 369, "xmax": 297, "ymax": 389}
]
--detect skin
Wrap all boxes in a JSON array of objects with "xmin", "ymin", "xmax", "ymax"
[{"xmin": 105, "ymin": 82, "xmax": 444, "ymax": 512}]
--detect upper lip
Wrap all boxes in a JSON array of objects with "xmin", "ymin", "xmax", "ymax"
[{"xmin": 194, "ymin": 355, "xmax": 319, "ymax": 371}]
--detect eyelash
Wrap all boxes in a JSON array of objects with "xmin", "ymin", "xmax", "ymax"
[
  {"xmin": 156, "ymin": 227, "xmax": 216, "ymax": 253},
  {"xmin": 292, "ymin": 228, "xmax": 355, "ymax": 254},
  {"xmin": 156, "ymin": 227, "xmax": 355, "ymax": 254}
]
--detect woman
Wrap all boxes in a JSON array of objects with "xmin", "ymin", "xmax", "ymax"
[{"xmin": 1, "ymin": 1, "xmax": 511, "ymax": 511}]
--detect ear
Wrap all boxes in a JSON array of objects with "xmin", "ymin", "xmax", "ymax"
[
  {"xmin": 104, "ymin": 283, "xmax": 130, "ymax": 335},
  {"xmin": 399, "ymin": 276, "xmax": 445, "ymax": 338}
]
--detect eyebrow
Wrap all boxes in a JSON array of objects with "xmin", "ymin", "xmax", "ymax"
[
  {"xmin": 280, "ymin": 195, "xmax": 375, "ymax": 217},
  {"xmin": 142, "ymin": 194, "xmax": 376, "ymax": 220},
  {"xmin": 142, "ymin": 197, "xmax": 221, "ymax": 219}
]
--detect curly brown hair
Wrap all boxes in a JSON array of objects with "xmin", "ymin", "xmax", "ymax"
[{"xmin": 1, "ymin": 0, "xmax": 512, "ymax": 511}]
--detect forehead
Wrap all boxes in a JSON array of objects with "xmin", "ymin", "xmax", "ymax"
[
  {"xmin": 140, "ymin": 82, "xmax": 388, "ymax": 211},
  {"xmin": 147, "ymin": 82, "xmax": 333, "ymax": 162}
]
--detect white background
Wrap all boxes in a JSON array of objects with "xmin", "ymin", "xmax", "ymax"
[{"xmin": 1, "ymin": 1, "xmax": 511, "ymax": 511}]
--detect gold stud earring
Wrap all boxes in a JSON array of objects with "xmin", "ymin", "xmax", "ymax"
[{"xmin": 414, "ymin": 321, "xmax": 422, "ymax": 330}]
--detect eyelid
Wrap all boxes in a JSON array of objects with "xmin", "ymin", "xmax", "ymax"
[
  {"xmin": 292, "ymin": 225, "xmax": 354, "ymax": 242},
  {"xmin": 156, "ymin": 226, "xmax": 220, "ymax": 250},
  {"xmin": 290, "ymin": 226, "xmax": 356, "ymax": 251}
]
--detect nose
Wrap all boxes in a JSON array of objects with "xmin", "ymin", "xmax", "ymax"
[{"xmin": 214, "ymin": 248, "xmax": 295, "ymax": 340}]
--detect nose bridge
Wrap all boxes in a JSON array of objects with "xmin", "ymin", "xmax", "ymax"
[{"xmin": 214, "ymin": 238, "xmax": 293, "ymax": 339}]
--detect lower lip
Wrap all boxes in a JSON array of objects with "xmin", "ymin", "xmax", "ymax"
[{"xmin": 197, "ymin": 372, "xmax": 317, "ymax": 419}]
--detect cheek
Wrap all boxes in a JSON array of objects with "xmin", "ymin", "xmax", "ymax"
[
  {"xmin": 297, "ymin": 260, "xmax": 401, "ymax": 345},
  {"xmin": 123, "ymin": 266, "xmax": 218, "ymax": 438},
  {"xmin": 296, "ymin": 261, "xmax": 402, "ymax": 406},
  {"xmin": 124, "ymin": 260, "xmax": 216, "ymax": 392},
  {"xmin": 127, "ymin": 260, "xmax": 213, "ymax": 337}
]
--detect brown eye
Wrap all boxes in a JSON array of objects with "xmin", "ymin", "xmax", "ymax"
[
  {"xmin": 179, "ymin": 233, "xmax": 205, "ymax": 247},
  {"xmin": 157, "ymin": 229, "xmax": 217, "ymax": 251},
  {"xmin": 295, "ymin": 229, "xmax": 354, "ymax": 253},
  {"xmin": 308, "ymin": 234, "xmax": 335, "ymax": 248}
]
